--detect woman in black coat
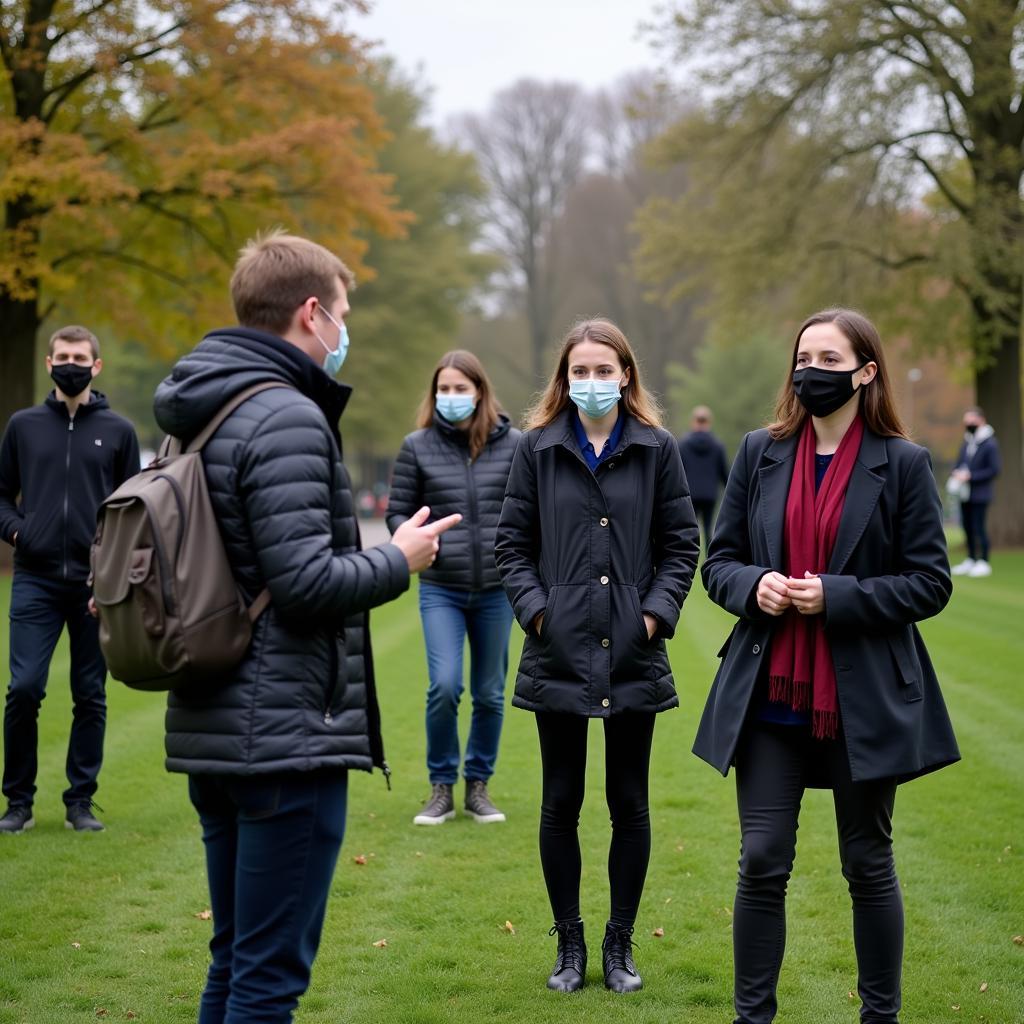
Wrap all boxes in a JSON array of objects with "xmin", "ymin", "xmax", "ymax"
[
  {"xmin": 496, "ymin": 318, "xmax": 699, "ymax": 995},
  {"xmin": 694, "ymin": 308, "xmax": 959, "ymax": 1024},
  {"xmin": 387, "ymin": 350, "xmax": 520, "ymax": 826}
]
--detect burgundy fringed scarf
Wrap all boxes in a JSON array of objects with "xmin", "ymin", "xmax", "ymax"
[{"xmin": 767, "ymin": 415, "xmax": 864, "ymax": 739}]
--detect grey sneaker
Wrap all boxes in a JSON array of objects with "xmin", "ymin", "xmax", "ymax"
[
  {"xmin": 65, "ymin": 802, "xmax": 105, "ymax": 832},
  {"xmin": 464, "ymin": 779, "xmax": 506, "ymax": 823},
  {"xmin": 413, "ymin": 784, "xmax": 455, "ymax": 825},
  {"xmin": 0, "ymin": 805, "xmax": 35, "ymax": 834}
]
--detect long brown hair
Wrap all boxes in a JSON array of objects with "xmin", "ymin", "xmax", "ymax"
[
  {"xmin": 524, "ymin": 318, "xmax": 662, "ymax": 430},
  {"xmin": 417, "ymin": 350, "xmax": 504, "ymax": 459},
  {"xmin": 768, "ymin": 308, "xmax": 908, "ymax": 440}
]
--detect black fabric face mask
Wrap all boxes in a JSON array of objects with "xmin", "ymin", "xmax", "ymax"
[
  {"xmin": 792, "ymin": 364, "xmax": 866, "ymax": 418},
  {"xmin": 50, "ymin": 363, "xmax": 95, "ymax": 398},
  {"xmin": 965, "ymin": 423, "xmax": 978, "ymax": 435}
]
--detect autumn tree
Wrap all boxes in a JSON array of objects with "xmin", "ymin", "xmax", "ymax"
[
  {"xmin": 0, "ymin": 0, "xmax": 406, "ymax": 435},
  {"xmin": 458, "ymin": 79, "xmax": 589, "ymax": 380},
  {"xmin": 648, "ymin": 0, "xmax": 1024, "ymax": 544},
  {"xmin": 336, "ymin": 61, "xmax": 492, "ymax": 455}
]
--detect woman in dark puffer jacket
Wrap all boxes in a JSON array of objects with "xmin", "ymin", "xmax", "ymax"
[{"xmin": 387, "ymin": 350, "xmax": 520, "ymax": 826}]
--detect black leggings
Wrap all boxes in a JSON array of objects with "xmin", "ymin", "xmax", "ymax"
[
  {"xmin": 535, "ymin": 711, "xmax": 655, "ymax": 927},
  {"xmin": 733, "ymin": 722, "xmax": 902, "ymax": 1024}
]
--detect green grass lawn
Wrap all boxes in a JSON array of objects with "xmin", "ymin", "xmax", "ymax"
[{"xmin": 1, "ymin": 548, "xmax": 1022, "ymax": 1024}]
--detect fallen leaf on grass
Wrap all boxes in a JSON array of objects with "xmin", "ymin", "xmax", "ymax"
[
  {"xmin": 71, "ymin": 942, "xmax": 81, "ymax": 949},
  {"xmin": 980, "ymin": 982, "xmax": 989, "ymax": 992},
  {"xmin": 652, "ymin": 927, "xmax": 665, "ymax": 938},
  {"xmin": 194, "ymin": 910, "xmax": 212, "ymax": 921},
  {"xmin": 503, "ymin": 921, "xmax": 516, "ymax": 935},
  {"xmin": 95, "ymin": 1011, "xmax": 108, "ymax": 1019},
  {"xmin": 126, "ymin": 1013, "xmax": 137, "ymax": 1020},
  {"xmin": 951, "ymin": 1005, "xmax": 961, "ymax": 1011},
  {"xmin": 353, "ymin": 855, "xmax": 367, "ymax": 865},
  {"xmin": 372, "ymin": 938, "xmax": 388, "ymax": 948},
  {"xmin": 415, "ymin": 851, "xmax": 424, "ymax": 858},
  {"xmin": 1013, "ymin": 935, "xmax": 1024, "ymax": 946},
  {"xmin": 665, "ymin": 897, "xmax": 672, "ymax": 905},
  {"xmin": 848, "ymin": 992, "xmax": 856, "ymax": 1001}
]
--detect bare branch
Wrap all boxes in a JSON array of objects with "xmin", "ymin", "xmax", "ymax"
[{"xmin": 808, "ymin": 239, "xmax": 935, "ymax": 271}]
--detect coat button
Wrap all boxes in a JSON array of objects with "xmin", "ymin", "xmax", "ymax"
[
  {"xmin": 601, "ymin": 698, "xmax": 610, "ymax": 708},
  {"xmin": 599, "ymin": 517, "xmax": 609, "ymax": 527},
  {"xmin": 607, "ymin": 462, "xmax": 615, "ymax": 469},
  {"xmin": 600, "ymin": 575, "xmax": 609, "ymax": 585},
  {"xmin": 752, "ymin": 643, "xmax": 761, "ymax": 654},
  {"xmin": 601, "ymin": 638, "xmax": 610, "ymax": 648}
]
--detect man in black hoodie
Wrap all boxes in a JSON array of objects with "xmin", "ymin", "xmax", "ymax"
[
  {"xmin": 0, "ymin": 325, "xmax": 140, "ymax": 834},
  {"xmin": 153, "ymin": 231, "xmax": 458, "ymax": 1024},
  {"xmin": 677, "ymin": 405, "xmax": 729, "ymax": 554}
]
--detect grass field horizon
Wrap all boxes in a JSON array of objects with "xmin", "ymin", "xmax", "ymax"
[{"xmin": 1, "ymin": 546, "xmax": 1022, "ymax": 1023}]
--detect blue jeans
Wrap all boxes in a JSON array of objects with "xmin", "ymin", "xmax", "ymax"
[
  {"xmin": 419, "ymin": 582, "xmax": 514, "ymax": 784},
  {"xmin": 3, "ymin": 571, "xmax": 107, "ymax": 809},
  {"xmin": 188, "ymin": 770, "xmax": 348, "ymax": 1024}
]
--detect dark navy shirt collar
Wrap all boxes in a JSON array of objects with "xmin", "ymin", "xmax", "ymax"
[{"xmin": 572, "ymin": 404, "xmax": 626, "ymax": 471}]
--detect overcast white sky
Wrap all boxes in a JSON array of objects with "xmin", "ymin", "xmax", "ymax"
[{"xmin": 355, "ymin": 1, "xmax": 664, "ymax": 124}]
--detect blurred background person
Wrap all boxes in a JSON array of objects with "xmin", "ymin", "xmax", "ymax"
[
  {"xmin": 677, "ymin": 405, "xmax": 729, "ymax": 554},
  {"xmin": 387, "ymin": 351, "xmax": 519, "ymax": 826},
  {"xmin": 949, "ymin": 406, "xmax": 1001, "ymax": 578}
]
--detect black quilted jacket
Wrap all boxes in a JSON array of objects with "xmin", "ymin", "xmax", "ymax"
[
  {"xmin": 153, "ymin": 327, "xmax": 410, "ymax": 777},
  {"xmin": 386, "ymin": 412, "xmax": 520, "ymax": 591}
]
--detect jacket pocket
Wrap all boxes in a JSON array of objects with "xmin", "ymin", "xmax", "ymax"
[{"xmin": 887, "ymin": 632, "xmax": 922, "ymax": 703}]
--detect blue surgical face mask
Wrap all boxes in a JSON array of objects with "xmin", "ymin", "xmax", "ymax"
[
  {"xmin": 569, "ymin": 378, "xmax": 623, "ymax": 419},
  {"xmin": 316, "ymin": 307, "xmax": 349, "ymax": 376},
  {"xmin": 436, "ymin": 393, "xmax": 477, "ymax": 423}
]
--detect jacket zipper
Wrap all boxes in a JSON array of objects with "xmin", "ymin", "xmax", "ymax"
[
  {"xmin": 466, "ymin": 455, "xmax": 482, "ymax": 590},
  {"xmin": 323, "ymin": 633, "xmax": 340, "ymax": 723},
  {"xmin": 62, "ymin": 418, "xmax": 74, "ymax": 579}
]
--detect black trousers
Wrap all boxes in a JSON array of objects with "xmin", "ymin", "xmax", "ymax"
[
  {"xmin": 535, "ymin": 711, "xmax": 655, "ymax": 927},
  {"xmin": 733, "ymin": 722, "xmax": 902, "ymax": 1024},
  {"xmin": 3, "ymin": 572, "xmax": 106, "ymax": 809},
  {"xmin": 960, "ymin": 500, "xmax": 990, "ymax": 561},
  {"xmin": 692, "ymin": 499, "xmax": 716, "ymax": 554}
]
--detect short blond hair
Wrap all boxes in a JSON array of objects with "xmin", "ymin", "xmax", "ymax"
[
  {"xmin": 49, "ymin": 325, "xmax": 100, "ymax": 359},
  {"xmin": 230, "ymin": 229, "xmax": 355, "ymax": 335}
]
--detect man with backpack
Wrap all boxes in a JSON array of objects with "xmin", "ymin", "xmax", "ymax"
[
  {"xmin": 150, "ymin": 231, "xmax": 458, "ymax": 1024},
  {"xmin": 0, "ymin": 325, "xmax": 140, "ymax": 834}
]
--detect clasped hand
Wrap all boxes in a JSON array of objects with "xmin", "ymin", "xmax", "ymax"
[{"xmin": 756, "ymin": 571, "xmax": 824, "ymax": 617}]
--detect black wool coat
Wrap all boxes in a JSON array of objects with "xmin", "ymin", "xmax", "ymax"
[
  {"xmin": 154, "ymin": 328, "xmax": 410, "ymax": 777},
  {"xmin": 495, "ymin": 409, "xmax": 700, "ymax": 717},
  {"xmin": 693, "ymin": 427, "xmax": 960, "ymax": 784},
  {"xmin": 386, "ymin": 412, "xmax": 520, "ymax": 591}
]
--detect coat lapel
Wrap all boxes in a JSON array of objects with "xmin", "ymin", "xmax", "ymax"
[
  {"xmin": 828, "ymin": 431, "xmax": 887, "ymax": 574},
  {"xmin": 758, "ymin": 436, "xmax": 797, "ymax": 571}
]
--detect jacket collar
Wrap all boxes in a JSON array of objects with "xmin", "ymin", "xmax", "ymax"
[
  {"xmin": 759, "ymin": 423, "xmax": 888, "ymax": 574},
  {"xmin": 534, "ymin": 407, "xmax": 659, "ymax": 454}
]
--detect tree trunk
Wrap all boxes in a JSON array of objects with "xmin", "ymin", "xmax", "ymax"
[
  {"xmin": 975, "ymin": 326, "xmax": 1023, "ymax": 547},
  {"xmin": 0, "ymin": 292, "xmax": 41, "ymax": 438}
]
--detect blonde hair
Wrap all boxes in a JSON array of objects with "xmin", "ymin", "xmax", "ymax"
[
  {"xmin": 524, "ymin": 318, "xmax": 662, "ymax": 430},
  {"xmin": 230, "ymin": 229, "xmax": 354, "ymax": 335}
]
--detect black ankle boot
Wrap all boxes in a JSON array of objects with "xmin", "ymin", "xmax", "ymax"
[
  {"xmin": 602, "ymin": 922, "xmax": 642, "ymax": 993},
  {"xmin": 547, "ymin": 919, "xmax": 587, "ymax": 992}
]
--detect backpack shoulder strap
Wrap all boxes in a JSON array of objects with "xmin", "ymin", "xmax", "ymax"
[{"xmin": 185, "ymin": 381, "xmax": 295, "ymax": 454}]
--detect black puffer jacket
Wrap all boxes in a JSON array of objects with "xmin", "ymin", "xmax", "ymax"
[
  {"xmin": 495, "ymin": 409, "xmax": 700, "ymax": 716},
  {"xmin": 153, "ymin": 328, "xmax": 410, "ymax": 777},
  {"xmin": 386, "ymin": 412, "xmax": 520, "ymax": 591}
]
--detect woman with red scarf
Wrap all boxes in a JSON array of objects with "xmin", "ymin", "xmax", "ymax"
[{"xmin": 694, "ymin": 308, "xmax": 959, "ymax": 1024}]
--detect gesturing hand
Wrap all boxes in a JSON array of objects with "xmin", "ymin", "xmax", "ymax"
[
  {"xmin": 391, "ymin": 506, "xmax": 462, "ymax": 574},
  {"xmin": 787, "ymin": 571, "xmax": 825, "ymax": 616},
  {"xmin": 756, "ymin": 571, "xmax": 792, "ymax": 616}
]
